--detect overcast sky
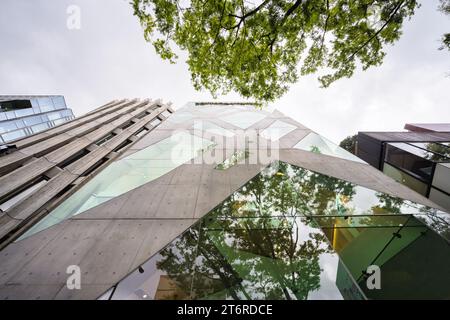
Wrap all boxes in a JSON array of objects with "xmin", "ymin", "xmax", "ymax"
[{"xmin": 0, "ymin": 0, "xmax": 449, "ymax": 144}]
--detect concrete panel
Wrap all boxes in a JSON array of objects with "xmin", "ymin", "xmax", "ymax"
[
  {"xmin": 0, "ymin": 220, "xmax": 71, "ymax": 285},
  {"xmin": 77, "ymin": 220, "xmax": 154, "ymax": 285},
  {"xmin": 54, "ymin": 284, "xmax": 112, "ymax": 300},
  {"xmin": 6, "ymin": 220, "xmax": 111, "ymax": 286},
  {"xmin": 170, "ymin": 164, "xmax": 203, "ymax": 185},
  {"xmin": 0, "ymin": 150, "xmax": 31, "ymax": 175},
  {"xmin": 155, "ymin": 184, "xmax": 200, "ymax": 219},
  {"xmin": 279, "ymin": 129, "xmax": 311, "ymax": 149},
  {"xmin": 0, "ymin": 284, "xmax": 63, "ymax": 300}
]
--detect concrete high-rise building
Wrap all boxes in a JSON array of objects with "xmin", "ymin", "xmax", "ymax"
[
  {"xmin": 0, "ymin": 100, "xmax": 448, "ymax": 300},
  {"xmin": 0, "ymin": 95, "xmax": 75, "ymax": 145}
]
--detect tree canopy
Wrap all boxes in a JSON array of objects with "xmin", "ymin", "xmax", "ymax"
[
  {"xmin": 439, "ymin": 0, "xmax": 450, "ymax": 51},
  {"xmin": 132, "ymin": 0, "xmax": 418, "ymax": 101}
]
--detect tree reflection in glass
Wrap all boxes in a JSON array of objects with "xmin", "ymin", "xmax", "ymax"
[{"xmin": 103, "ymin": 161, "xmax": 449, "ymax": 300}]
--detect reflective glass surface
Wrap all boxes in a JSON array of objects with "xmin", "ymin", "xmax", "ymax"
[
  {"xmin": 47, "ymin": 111, "xmax": 62, "ymax": 121},
  {"xmin": 221, "ymin": 112, "xmax": 266, "ymax": 129},
  {"xmin": 407, "ymin": 142, "xmax": 450, "ymax": 161},
  {"xmin": 101, "ymin": 162, "xmax": 449, "ymax": 300},
  {"xmin": 37, "ymin": 97, "xmax": 54, "ymax": 112},
  {"xmin": 51, "ymin": 96, "xmax": 66, "ymax": 109},
  {"xmin": 383, "ymin": 162, "xmax": 428, "ymax": 196},
  {"xmin": 294, "ymin": 132, "xmax": 366, "ymax": 163},
  {"xmin": 260, "ymin": 120, "xmax": 297, "ymax": 141},
  {"xmin": 385, "ymin": 143, "xmax": 434, "ymax": 181},
  {"xmin": 14, "ymin": 108, "xmax": 34, "ymax": 118},
  {"xmin": 30, "ymin": 122, "xmax": 50, "ymax": 133},
  {"xmin": 18, "ymin": 132, "xmax": 215, "ymax": 240},
  {"xmin": 2, "ymin": 129, "xmax": 26, "ymax": 142}
]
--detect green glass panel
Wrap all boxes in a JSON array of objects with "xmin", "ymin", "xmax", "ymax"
[
  {"xmin": 294, "ymin": 132, "xmax": 366, "ymax": 163},
  {"xmin": 18, "ymin": 132, "xmax": 215, "ymax": 241}
]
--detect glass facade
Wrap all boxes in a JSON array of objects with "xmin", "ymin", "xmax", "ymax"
[
  {"xmin": 260, "ymin": 120, "xmax": 297, "ymax": 141},
  {"xmin": 18, "ymin": 132, "xmax": 216, "ymax": 240},
  {"xmin": 0, "ymin": 95, "xmax": 75, "ymax": 144},
  {"xmin": 383, "ymin": 142, "xmax": 450, "ymax": 211},
  {"xmin": 100, "ymin": 162, "xmax": 449, "ymax": 300},
  {"xmin": 294, "ymin": 132, "xmax": 366, "ymax": 163},
  {"xmin": 193, "ymin": 121, "xmax": 235, "ymax": 138},
  {"xmin": 221, "ymin": 112, "xmax": 266, "ymax": 129}
]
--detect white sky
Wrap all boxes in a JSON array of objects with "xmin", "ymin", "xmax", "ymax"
[{"xmin": 0, "ymin": 0, "xmax": 449, "ymax": 144}]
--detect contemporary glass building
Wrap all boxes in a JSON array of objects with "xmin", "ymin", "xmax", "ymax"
[
  {"xmin": 0, "ymin": 95, "xmax": 75, "ymax": 144},
  {"xmin": 0, "ymin": 100, "xmax": 448, "ymax": 300},
  {"xmin": 357, "ymin": 129, "xmax": 450, "ymax": 211}
]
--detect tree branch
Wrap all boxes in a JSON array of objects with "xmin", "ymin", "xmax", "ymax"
[{"xmin": 344, "ymin": 0, "xmax": 406, "ymax": 64}]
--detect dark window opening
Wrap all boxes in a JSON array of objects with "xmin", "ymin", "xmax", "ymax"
[
  {"xmin": 0, "ymin": 176, "xmax": 49, "ymax": 212},
  {"xmin": 114, "ymin": 139, "xmax": 133, "ymax": 153},
  {"xmin": 121, "ymin": 121, "xmax": 134, "ymax": 130},
  {"xmin": 136, "ymin": 112, "xmax": 148, "ymax": 120},
  {"xmin": 0, "ymin": 99, "xmax": 32, "ymax": 111},
  {"xmin": 53, "ymin": 183, "xmax": 75, "ymax": 200},
  {"xmin": 59, "ymin": 149, "xmax": 90, "ymax": 169},
  {"xmin": 82, "ymin": 157, "xmax": 109, "ymax": 177},
  {"xmin": 96, "ymin": 133, "xmax": 116, "ymax": 147},
  {"xmin": 135, "ymin": 128, "xmax": 149, "ymax": 138}
]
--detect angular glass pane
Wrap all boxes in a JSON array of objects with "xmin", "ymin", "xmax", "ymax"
[
  {"xmin": 193, "ymin": 121, "xmax": 235, "ymax": 138},
  {"xmin": 294, "ymin": 132, "xmax": 366, "ymax": 163},
  {"xmin": 221, "ymin": 112, "xmax": 266, "ymax": 129},
  {"xmin": 18, "ymin": 132, "xmax": 215, "ymax": 241},
  {"xmin": 260, "ymin": 120, "xmax": 297, "ymax": 141}
]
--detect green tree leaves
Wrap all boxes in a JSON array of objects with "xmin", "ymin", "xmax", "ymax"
[{"xmin": 132, "ymin": 0, "xmax": 418, "ymax": 102}]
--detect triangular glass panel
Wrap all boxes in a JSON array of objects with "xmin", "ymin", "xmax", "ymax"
[
  {"xmin": 294, "ymin": 132, "xmax": 365, "ymax": 163},
  {"xmin": 18, "ymin": 132, "xmax": 215, "ymax": 241}
]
